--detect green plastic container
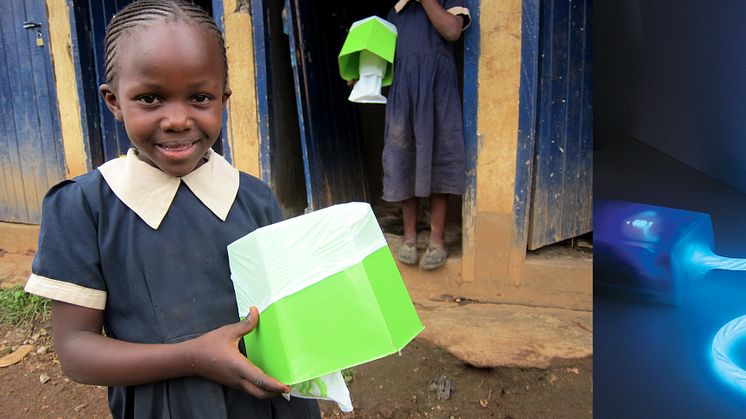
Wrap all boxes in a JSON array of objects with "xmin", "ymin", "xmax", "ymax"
[
  {"xmin": 338, "ymin": 16, "xmax": 397, "ymax": 86},
  {"xmin": 228, "ymin": 202, "xmax": 423, "ymax": 385}
]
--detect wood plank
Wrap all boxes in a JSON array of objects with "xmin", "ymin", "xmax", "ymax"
[
  {"xmin": 25, "ymin": 0, "xmax": 64, "ymax": 220},
  {"xmin": 1, "ymin": 0, "xmax": 24, "ymax": 221},
  {"xmin": 3, "ymin": 0, "xmax": 35, "ymax": 222},
  {"xmin": 574, "ymin": 0, "xmax": 592, "ymax": 234},
  {"xmin": 527, "ymin": 0, "xmax": 555, "ymax": 249},
  {"xmin": 0, "ymin": 3, "xmax": 20, "ymax": 221},
  {"xmin": 527, "ymin": 0, "xmax": 592, "ymax": 249},
  {"xmin": 513, "ymin": 0, "xmax": 539, "ymax": 252},
  {"xmin": 546, "ymin": 0, "xmax": 569, "ymax": 244},
  {"xmin": 560, "ymin": 0, "xmax": 582, "ymax": 240},
  {"xmin": 461, "ymin": 0, "xmax": 481, "ymax": 264}
]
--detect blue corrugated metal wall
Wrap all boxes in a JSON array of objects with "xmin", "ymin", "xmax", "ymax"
[{"xmin": 0, "ymin": 0, "xmax": 65, "ymax": 224}]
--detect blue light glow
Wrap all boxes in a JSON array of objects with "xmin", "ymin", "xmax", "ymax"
[
  {"xmin": 595, "ymin": 199, "xmax": 746, "ymax": 397},
  {"xmin": 712, "ymin": 315, "xmax": 746, "ymax": 393},
  {"xmin": 594, "ymin": 200, "xmax": 716, "ymax": 304},
  {"xmin": 623, "ymin": 210, "xmax": 661, "ymax": 242}
]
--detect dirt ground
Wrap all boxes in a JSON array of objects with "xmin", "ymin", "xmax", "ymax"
[
  {"xmin": 0, "ymin": 220, "xmax": 592, "ymax": 418},
  {"xmin": 0, "ymin": 319, "xmax": 591, "ymax": 419}
]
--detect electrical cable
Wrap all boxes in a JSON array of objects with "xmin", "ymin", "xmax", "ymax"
[{"xmin": 712, "ymin": 315, "xmax": 746, "ymax": 392}]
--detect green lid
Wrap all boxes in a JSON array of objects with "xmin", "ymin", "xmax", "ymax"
[{"xmin": 338, "ymin": 16, "xmax": 398, "ymax": 86}]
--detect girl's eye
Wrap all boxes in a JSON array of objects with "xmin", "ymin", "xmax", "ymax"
[
  {"xmin": 193, "ymin": 94, "xmax": 211, "ymax": 104},
  {"xmin": 137, "ymin": 95, "xmax": 159, "ymax": 104}
]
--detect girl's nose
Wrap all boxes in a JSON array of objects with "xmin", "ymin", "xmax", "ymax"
[{"xmin": 160, "ymin": 103, "xmax": 195, "ymax": 132}]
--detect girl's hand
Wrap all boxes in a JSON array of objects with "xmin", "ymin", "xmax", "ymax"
[
  {"xmin": 183, "ymin": 307, "xmax": 291, "ymax": 398},
  {"xmin": 52, "ymin": 301, "xmax": 288, "ymax": 396}
]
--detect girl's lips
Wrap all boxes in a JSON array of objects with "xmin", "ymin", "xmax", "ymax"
[{"xmin": 154, "ymin": 140, "xmax": 200, "ymax": 160}]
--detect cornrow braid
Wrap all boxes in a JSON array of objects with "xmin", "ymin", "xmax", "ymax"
[{"xmin": 103, "ymin": 0, "xmax": 227, "ymax": 87}]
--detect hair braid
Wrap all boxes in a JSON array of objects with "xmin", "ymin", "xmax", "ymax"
[{"xmin": 103, "ymin": 0, "xmax": 228, "ymax": 87}]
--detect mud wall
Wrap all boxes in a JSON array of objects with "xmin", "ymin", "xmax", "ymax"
[
  {"xmin": 222, "ymin": 0, "xmax": 261, "ymax": 177},
  {"xmin": 465, "ymin": 0, "xmax": 523, "ymax": 284},
  {"xmin": 48, "ymin": 0, "xmax": 87, "ymax": 178}
]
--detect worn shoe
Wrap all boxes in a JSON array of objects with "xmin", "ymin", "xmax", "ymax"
[
  {"xmin": 397, "ymin": 242, "xmax": 419, "ymax": 265},
  {"xmin": 419, "ymin": 246, "xmax": 448, "ymax": 270}
]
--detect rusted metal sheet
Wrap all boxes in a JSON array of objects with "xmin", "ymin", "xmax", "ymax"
[
  {"xmin": 0, "ymin": 0, "xmax": 65, "ymax": 224},
  {"xmin": 526, "ymin": 0, "xmax": 592, "ymax": 250}
]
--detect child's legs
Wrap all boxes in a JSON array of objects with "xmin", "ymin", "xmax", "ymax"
[
  {"xmin": 429, "ymin": 194, "xmax": 448, "ymax": 248},
  {"xmin": 402, "ymin": 197, "xmax": 418, "ymax": 245}
]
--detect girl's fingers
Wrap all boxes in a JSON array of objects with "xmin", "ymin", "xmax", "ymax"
[
  {"xmin": 230, "ymin": 307, "xmax": 291, "ymax": 398},
  {"xmin": 234, "ymin": 307, "xmax": 260, "ymax": 336},
  {"xmin": 238, "ymin": 368, "xmax": 290, "ymax": 399},
  {"xmin": 242, "ymin": 363, "xmax": 290, "ymax": 394},
  {"xmin": 238, "ymin": 380, "xmax": 280, "ymax": 399}
]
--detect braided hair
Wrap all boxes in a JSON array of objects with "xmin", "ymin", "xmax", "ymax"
[{"xmin": 103, "ymin": 0, "xmax": 227, "ymax": 87}]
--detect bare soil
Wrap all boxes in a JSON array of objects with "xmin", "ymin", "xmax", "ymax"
[
  {"xmin": 0, "ymin": 318, "xmax": 591, "ymax": 419},
  {"xmin": 1, "ymin": 231, "xmax": 592, "ymax": 418}
]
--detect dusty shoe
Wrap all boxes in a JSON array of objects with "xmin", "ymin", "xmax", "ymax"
[
  {"xmin": 419, "ymin": 246, "xmax": 448, "ymax": 270},
  {"xmin": 397, "ymin": 242, "xmax": 419, "ymax": 265}
]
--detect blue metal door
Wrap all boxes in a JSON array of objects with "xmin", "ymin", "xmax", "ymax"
[
  {"xmin": 526, "ymin": 0, "xmax": 592, "ymax": 250},
  {"xmin": 0, "ymin": 0, "xmax": 65, "ymax": 224},
  {"xmin": 284, "ymin": 0, "xmax": 369, "ymax": 211}
]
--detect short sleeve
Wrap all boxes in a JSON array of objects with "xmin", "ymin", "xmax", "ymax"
[
  {"xmin": 444, "ymin": 0, "xmax": 471, "ymax": 30},
  {"xmin": 25, "ymin": 180, "xmax": 107, "ymax": 310}
]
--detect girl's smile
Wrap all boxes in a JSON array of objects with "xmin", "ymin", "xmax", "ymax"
[
  {"xmin": 154, "ymin": 140, "xmax": 201, "ymax": 159},
  {"xmin": 100, "ymin": 21, "xmax": 231, "ymax": 177}
]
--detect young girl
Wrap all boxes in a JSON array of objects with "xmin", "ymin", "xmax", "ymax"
[
  {"xmin": 24, "ymin": 1, "xmax": 321, "ymax": 417},
  {"xmin": 383, "ymin": 0, "xmax": 470, "ymax": 270}
]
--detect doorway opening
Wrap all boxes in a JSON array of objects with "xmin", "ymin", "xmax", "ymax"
[{"xmin": 257, "ymin": 0, "xmax": 467, "ymax": 257}]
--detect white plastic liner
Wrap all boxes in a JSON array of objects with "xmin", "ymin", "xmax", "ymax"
[
  {"xmin": 349, "ymin": 50, "xmax": 388, "ymax": 104},
  {"xmin": 228, "ymin": 202, "xmax": 387, "ymax": 315},
  {"xmin": 349, "ymin": 15, "xmax": 398, "ymax": 34}
]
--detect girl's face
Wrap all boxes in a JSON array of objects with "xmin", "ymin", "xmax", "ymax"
[{"xmin": 100, "ymin": 21, "xmax": 230, "ymax": 177}]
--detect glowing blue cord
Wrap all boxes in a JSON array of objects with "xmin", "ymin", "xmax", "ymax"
[
  {"xmin": 704, "ymin": 257, "xmax": 746, "ymax": 392},
  {"xmin": 700, "ymin": 255, "xmax": 746, "ymax": 272},
  {"xmin": 712, "ymin": 315, "xmax": 746, "ymax": 392}
]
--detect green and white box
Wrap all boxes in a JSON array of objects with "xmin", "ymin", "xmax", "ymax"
[{"xmin": 228, "ymin": 202, "xmax": 423, "ymax": 410}]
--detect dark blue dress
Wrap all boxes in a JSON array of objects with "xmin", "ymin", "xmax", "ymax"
[
  {"xmin": 382, "ymin": 0, "xmax": 469, "ymax": 202},
  {"xmin": 30, "ymin": 170, "xmax": 321, "ymax": 418}
]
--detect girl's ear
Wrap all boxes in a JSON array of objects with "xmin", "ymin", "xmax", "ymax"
[
  {"xmin": 222, "ymin": 88, "xmax": 232, "ymax": 108},
  {"xmin": 99, "ymin": 84, "xmax": 123, "ymax": 121}
]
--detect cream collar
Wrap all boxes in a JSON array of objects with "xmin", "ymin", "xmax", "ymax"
[{"xmin": 97, "ymin": 148, "xmax": 240, "ymax": 230}]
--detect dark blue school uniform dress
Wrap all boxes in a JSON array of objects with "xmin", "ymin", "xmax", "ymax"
[
  {"xmin": 25, "ymin": 150, "xmax": 321, "ymax": 419},
  {"xmin": 382, "ymin": 0, "xmax": 470, "ymax": 202}
]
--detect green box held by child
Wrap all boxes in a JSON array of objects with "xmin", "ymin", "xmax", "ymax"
[{"xmin": 228, "ymin": 202, "xmax": 423, "ymax": 412}]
